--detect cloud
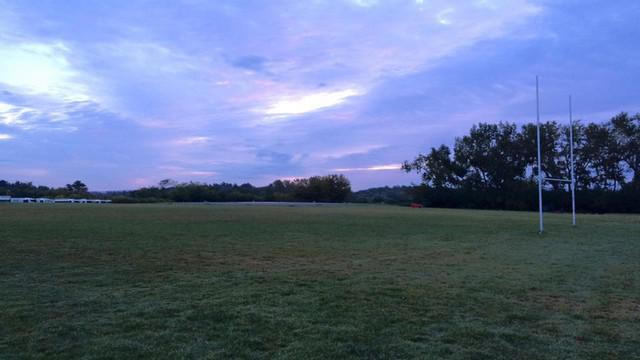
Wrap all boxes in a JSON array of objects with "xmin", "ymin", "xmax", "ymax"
[
  {"xmin": 436, "ymin": 8, "xmax": 455, "ymax": 25},
  {"xmin": 263, "ymin": 89, "xmax": 361, "ymax": 117},
  {"xmin": 256, "ymin": 149, "xmax": 293, "ymax": 164},
  {"xmin": 187, "ymin": 171, "xmax": 217, "ymax": 177},
  {"xmin": 154, "ymin": 165, "xmax": 217, "ymax": 180},
  {"xmin": 129, "ymin": 177, "xmax": 154, "ymax": 187},
  {"xmin": 315, "ymin": 144, "xmax": 386, "ymax": 160},
  {"xmin": 0, "ymin": 102, "xmax": 30, "ymax": 127},
  {"xmin": 1, "ymin": 167, "xmax": 49, "ymax": 177},
  {"xmin": 351, "ymin": 0, "xmax": 378, "ymax": 7},
  {"xmin": 0, "ymin": 133, "xmax": 13, "ymax": 140},
  {"xmin": 230, "ymin": 55, "xmax": 268, "ymax": 73},
  {"xmin": 171, "ymin": 136, "xmax": 211, "ymax": 146},
  {"xmin": 332, "ymin": 164, "xmax": 401, "ymax": 172},
  {"xmin": 0, "ymin": 97, "xmax": 112, "ymax": 131},
  {"xmin": 0, "ymin": 41, "xmax": 89, "ymax": 101}
]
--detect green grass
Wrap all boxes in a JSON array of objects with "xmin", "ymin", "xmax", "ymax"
[{"xmin": 0, "ymin": 203, "xmax": 638, "ymax": 359}]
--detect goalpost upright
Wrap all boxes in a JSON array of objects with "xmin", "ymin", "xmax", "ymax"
[
  {"xmin": 536, "ymin": 77, "xmax": 576, "ymax": 233},
  {"xmin": 569, "ymin": 95, "xmax": 576, "ymax": 227},
  {"xmin": 536, "ymin": 76, "xmax": 544, "ymax": 233}
]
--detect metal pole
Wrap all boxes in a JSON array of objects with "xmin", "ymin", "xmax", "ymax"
[
  {"xmin": 536, "ymin": 76, "xmax": 543, "ymax": 233},
  {"xmin": 569, "ymin": 95, "xmax": 576, "ymax": 226}
]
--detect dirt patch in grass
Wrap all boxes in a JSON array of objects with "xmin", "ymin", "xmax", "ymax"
[
  {"xmin": 531, "ymin": 292, "xmax": 588, "ymax": 313},
  {"xmin": 591, "ymin": 299, "xmax": 640, "ymax": 320}
]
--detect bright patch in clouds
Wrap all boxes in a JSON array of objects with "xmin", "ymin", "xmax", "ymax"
[
  {"xmin": 333, "ymin": 164, "xmax": 401, "ymax": 172},
  {"xmin": 156, "ymin": 165, "xmax": 217, "ymax": 178},
  {"xmin": 264, "ymin": 89, "xmax": 360, "ymax": 116},
  {"xmin": 0, "ymin": 133, "xmax": 13, "ymax": 140},
  {"xmin": 352, "ymin": 0, "xmax": 377, "ymax": 7},
  {"xmin": 436, "ymin": 8, "xmax": 455, "ymax": 25},
  {"xmin": 0, "ymin": 101, "xmax": 79, "ymax": 130},
  {"xmin": 187, "ymin": 170, "xmax": 217, "ymax": 177},
  {"xmin": 0, "ymin": 42, "xmax": 89, "ymax": 101},
  {"xmin": 172, "ymin": 136, "xmax": 211, "ymax": 146},
  {"xmin": 0, "ymin": 102, "xmax": 30, "ymax": 127}
]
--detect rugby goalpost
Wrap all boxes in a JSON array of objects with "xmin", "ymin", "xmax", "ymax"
[{"xmin": 535, "ymin": 76, "xmax": 576, "ymax": 233}]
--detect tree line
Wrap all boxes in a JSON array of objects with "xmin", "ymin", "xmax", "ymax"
[
  {"xmin": 120, "ymin": 174, "xmax": 351, "ymax": 203},
  {"xmin": 0, "ymin": 175, "xmax": 352, "ymax": 203},
  {"xmin": 0, "ymin": 180, "xmax": 89, "ymax": 198},
  {"xmin": 403, "ymin": 112, "xmax": 640, "ymax": 212}
]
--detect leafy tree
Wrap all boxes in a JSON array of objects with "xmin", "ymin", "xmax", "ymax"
[
  {"xmin": 611, "ymin": 112, "xmax": 640, "ymax": 187},
  {"xmin": 294, "ymin": 174, "xmax": 351, "ymax": 202},
  {"xmin": 453, "ymin": 123, "xmax": 526, "ymax": 190},
  {"xmin": 66, "ymin": 180, "xmax": 88, "ymax": 194},
  {"xmin": 520, "ymin": 121, "xmax": 567, "ymax": 189},
  {"xmin": 558, "ymin": 121, "xmax": 591, "ymax": 190},
  {"xmin": 158, "ymin": 179, "xmax": 178, "ymax": 189},
  {"xmin": 350, "ymin": 186, "xmax": 414, "ymax": 204},
  {"xmin": 402, "ymin": 145, "xmax": 461, "ymax": 188},
  {"xmin": 582, "ymin": 123, "xmax": 624, "ymax": 190}
]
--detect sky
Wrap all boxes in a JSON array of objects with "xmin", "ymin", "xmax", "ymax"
[{"xmin": 1, "ymin": 0, "xmax": 639, "ymax": 191}]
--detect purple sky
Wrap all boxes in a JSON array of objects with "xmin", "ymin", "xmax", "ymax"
[{"xmin": 1, "ymin": 0, "xmax": 639, "ymax": 190}]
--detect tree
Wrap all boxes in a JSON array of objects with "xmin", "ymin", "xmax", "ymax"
[
  {"xmin": 294, "ymin": 174, "xmax": 351, "ymax": 202},
  {"xmin": 582, "ymin": 123, "xmax": 624, "ymax": 190},
  {"xmin": 158, "ymin": 179, "xmax": 178, "ymax": 189},
  {"xmin": 611, "ymin": 112, "xmax": 640, "ymax": 187},
  {"xmin": 453, "ymin": 123, "xmax": 526, "ymax": 190},
  {"xmin": 403, "ymin": 145, "xmax": 461, "ymax": 188},
  {"xmin": 556, "ymin": 121, "xmax": 591, "ymax": 190},
  {"xmin": 520, "ymin": 122, "xmax": 566, "ymax": 187},
  {"xmin": 66, "ymin": 180, "xmax": 88, "ymax": 194}
]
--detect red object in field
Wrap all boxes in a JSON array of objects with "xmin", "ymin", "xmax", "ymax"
[{"xmin": 410, "ymin": 203, "xmax": 423, "ymax": 208}]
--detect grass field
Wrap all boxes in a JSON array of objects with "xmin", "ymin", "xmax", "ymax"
[{"xmin": 1, "ymin": 203, "xmax": 639, "ymax": 359}]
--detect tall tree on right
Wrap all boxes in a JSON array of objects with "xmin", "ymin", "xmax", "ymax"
[
  {"xmin": 582, "ymin": 123, "xmax": 625, "ymax": 190},
  {"xmin": 611, "ymin": 112, "xmax": 640, "ymax": 188}
]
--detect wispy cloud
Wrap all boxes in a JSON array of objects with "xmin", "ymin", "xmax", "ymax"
[
  {"xmin": 332, "ymin": 164, "xmax": 401, "ymax": 172},
  {"xmin": 264, "ymin": 89, "xmax": 361, "ymax": 117},
  {"xmin": 155, "ymin": 165, "xmax": 217, "ymax": 180},
  {"xmin": 1, "ymin": 167, "xmax": 49, "ymax": 177},
  {"xmin": 171, "ymin": 136, "xmax": 212, "ymax": 146},
  {"xmin": 315, "ymin": 144, "xmax": 386, "ymax": 160}
]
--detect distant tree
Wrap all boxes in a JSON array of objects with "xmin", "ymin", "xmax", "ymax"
[
  {"xmin": 294, "ymin": 174, "xmax": 351, "ymax": 202},
  {"xmin": 66, "ymin": 180, "xmax": 88, "ymax": 194},
  {"xmin": 350, "ymin": 186, "xmax": 414, "ymax": 205},
  {"xmin": 158, "ymin": 179, "xmax": 178, "ymax": 189},
  {"xmin": 265, "ymin": 179, "xmax": 297, "ymax": 201},
  {"xmin": 323, "ymin": 174, "xmax": 352, "ymax": 202}
]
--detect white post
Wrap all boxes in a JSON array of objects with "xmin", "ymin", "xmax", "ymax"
[
  {"xmin": 569, "ymin": 95, "xmax": 576, "ymax": 226},
  {"xmin": 536, "ymin": 76, "xmax": 544, "ymax": 233}
]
